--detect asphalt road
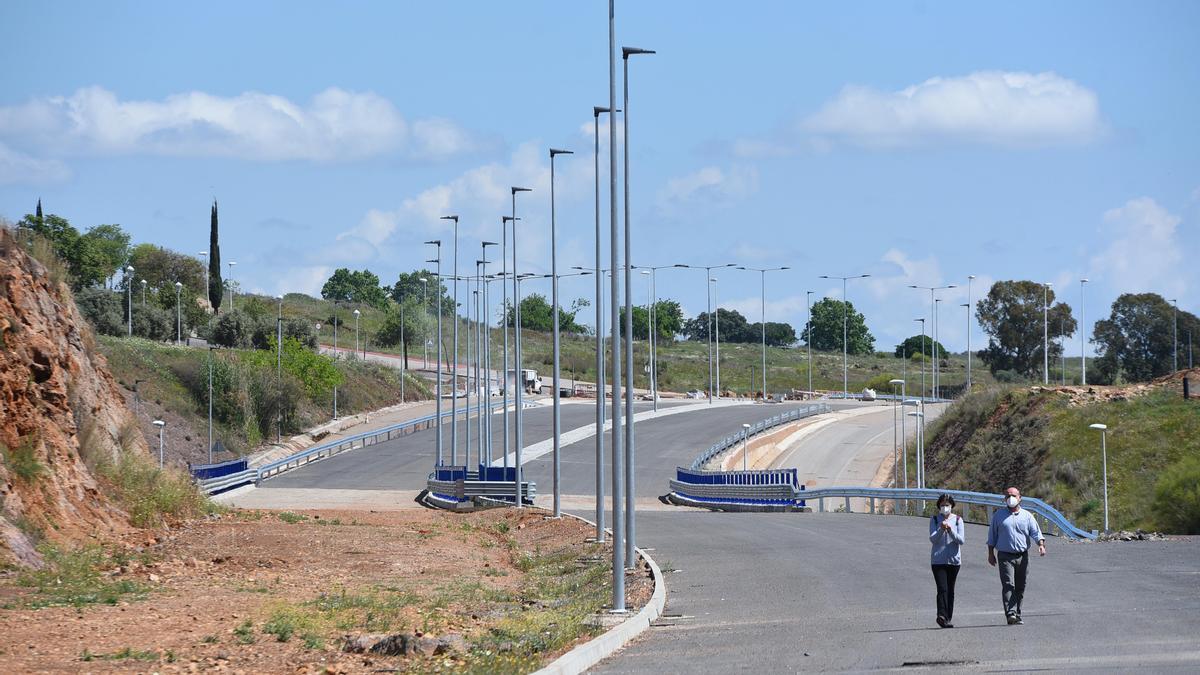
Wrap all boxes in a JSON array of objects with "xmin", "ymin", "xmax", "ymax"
[{"xmin": 594, "ymin": 513, "xmax": 1200, "ymax": 673}]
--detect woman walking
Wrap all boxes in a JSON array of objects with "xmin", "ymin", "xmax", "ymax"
[{"xmin": 930, "ymin": 493, "xmax": 965, "ymax": 628}]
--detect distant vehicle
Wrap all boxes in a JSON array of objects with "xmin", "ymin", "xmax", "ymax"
[
  {"xmin": 686, "ymin": 389, "xmax": 705, "ymax": 399},
  {"xmin": 503, "ymin": 369, "xmax": 543, "ymax": 395},
  {"xmin": 861, "ymin": 388, "xmax": 877, "ymax": 401}
]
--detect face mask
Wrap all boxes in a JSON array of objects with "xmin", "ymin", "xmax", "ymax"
[
  {"xmin": 939, "ymin": 505, "xmax": 952, "ymax": 515},
  {"xmin": 1006, "ymin": 496, "xmax": 1020, "ymax": 508}
]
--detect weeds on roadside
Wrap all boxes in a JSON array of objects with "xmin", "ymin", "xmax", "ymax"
[
  {"xmin": 277, "ymin": 511, "xmax": 308, "ymax": 524},
  {"xmin": 18, "ymin": 545, "xmax": 145, "ymax": 608}
]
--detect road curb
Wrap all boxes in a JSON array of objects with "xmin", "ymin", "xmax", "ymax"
[{"xmin": 532, "ymin": 512, "xmax": 666, "ymax": 675}]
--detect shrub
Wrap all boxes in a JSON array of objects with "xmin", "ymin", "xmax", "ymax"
[
  {"xmin": 209, "ymin": 310, "xmax": 256, "ymax": 348},
  {"xmin": 75, "ymin": 288, "xmax": 125, "ymax": 336},
  {"xmin": 18, "ymin": 544, "xmax": 145, "ymax": 608},
  {"xmin": 863, "ymin": 373, "xmax": 900, "ymax": 392},
  {"xmin": 93, "ymin": 452, "xmax": 213, "ymax": 528},
  {"xmin": 132, "ymin": 304, "xmax": 174, "ymax": 341},
  {"xmin": 994, "ymin": 369, "xmax": 1021, "ymax": 383},
  {"xmin": 1, "ymin": 435, "xmax": 44, "ymax": 482},
  {"xmin": 1151, "ymin": 454, "xmax": 1200, "ymax": 534}
]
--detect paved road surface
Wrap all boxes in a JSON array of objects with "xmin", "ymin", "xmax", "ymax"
[{"xmin": 594, "ymin": 513, "xmax": 1200, "ymax": 672}]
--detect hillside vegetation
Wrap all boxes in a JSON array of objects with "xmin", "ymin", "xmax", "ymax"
[{"xmin": 920, "ymin": 371, "xmax": 1200, "ymax": 533}]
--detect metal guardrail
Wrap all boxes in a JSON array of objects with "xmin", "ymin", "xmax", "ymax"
[
  {"xmin": 197, "ymin": 469, "xmax": 257, "ymax": 495},
  {"xmin": 425, "ymin": 469, "xmax": 537, "ymax": 510},
  {"xmin": 254, "ymin": 399, "xmax": 533, "ymax": 483},
  {"xmin": 690, "ymin": 403, "xmax": 831, "ymax": 469}
]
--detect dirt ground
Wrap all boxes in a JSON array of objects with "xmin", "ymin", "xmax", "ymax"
[{"xmin": 0, "ymin": 507, "xmax": 653, "ymax": 674}]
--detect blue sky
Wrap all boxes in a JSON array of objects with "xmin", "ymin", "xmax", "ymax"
[{"xmin": 2, "ymin": 1, "xmax": 1197, "ymax": 355}]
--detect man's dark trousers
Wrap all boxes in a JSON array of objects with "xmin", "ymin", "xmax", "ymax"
[{"xmin": 997, "ymin": 550, "xmax": 1029, "ymax": 618}]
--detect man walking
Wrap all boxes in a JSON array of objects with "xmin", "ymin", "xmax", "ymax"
[{"xmin": 987, "ymin": 487, "xmax": 1046, "ymax": 625}]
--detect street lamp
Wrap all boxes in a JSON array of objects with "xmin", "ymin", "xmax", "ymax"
[
  {"xmin": 425, "ymin": 239, "xmax": 443, "ymax": 465},
  {"xmin": 622, "ymin": 44, "xmax": 655, "ymax": 569},
  {"xmin": 419, "ymin": 277, "xmax": 429, "ymax": 367},
  {"xmin": 1080, "ymin": 279, "xmax": 1089, "ymax": 385},
  {"xmin": 742, "ymin": 423, "xmax": 751, "ymax": 472},
  {"xmin": 509, "ymin": 188, "xmax": 532, "ymax": 507},
  {"xmin": 821, "ymin": 274, "xmax": 871, "ymax": 397},
  {"xmin": 1089, "ymin": 423, "xmax": 1110, "ymax": 532},
  {"xmin": 806, "ymin": 290, "xmax": 814, "ymax": 395},
  {"xmin": 140, "ymin": 278, "xmax": 147, "ymax": 306},
  {"xmin": 738, "ymin": 266, "xmax": 790, "ymax": 402},
  {"xmin": 207, "ymin": 346, "xmax": 217, "ymax": 463},
  {"xmin": 914, "ymin": 318, "xmax": 927, "ymax": 400},
  {"xmin": 606, "ymin": 3, "xmax": 625, "ymax": 609},
  {"xmin": 501, "ymin": 215, "xmax": 519, "ymax": 473},
  {"xmin": 440, "ymin": 215, "xmax": 461, "ymax": 466},
  {"xmin": 1172, "ymin": 298, "xmax": 1179, "ymax": 373},
  {"xmin": 909, "ymin": 284, "xmax": 956, "ymax": 398},
  {"xmin": 125, "ymin": 265, "xmax": 135, "ymax": 336},
  {"xmin": 904, "ymin": 399, "xmax": 925, "ymax": 488},
  {"xmin": 198, "ymin": 251, "xmax": 208, "ymax": 307},
  {"xmin": 1043, "ymin": 282, "xmax": 1052, "ymax": 385},
  {"xmin": 592, "ymin": 104, "xmax": 615, "ymax": 542},
  {"xmin": 152, "ymin": 420, "xmax": 166, "ymax": 469},
  {"xmin": 711, "ymin": 277, "xmax": 722, "ymax": 396},
  {"xmin": 889, "ymin": 378, "xmax": 906, "ymax": 492},
  {"xmin": 966, "ymin": 275, "xmax": 976, "ymax": 390},
  {"xmin": 276, "ymin": 294, "xmax": 283, "ymax": 442},
  {"xmin": 228, "ymin": 261, "xmax": 237, "ymax": 311},
  {"xmin": 175, "ymin": 282, "xmax": 183, "ymax": 344},
  {"xmin": 480, "ymin": 241, "xmax": 498, "ymax": 465},
  {"xmin": 353, "ymin": 309, "xmax": 361, "ymax": 358},
  {"xmin": 676, "ymin": 263, "xmax": 736, "ymax": 402},
  {"xmin": 550, "ymin": 147, "xmax": 574, "ymax": 518}
]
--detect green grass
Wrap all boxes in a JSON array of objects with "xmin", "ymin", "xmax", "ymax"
[
  {"xmin": 924, "ymin": 385, "xmax": 1200, "ymax": 532},
  {"xmin": 80, "ymin": 647, "xmax": 164, "ymax": 662},
  {"xmin": 277, "ymin": 511, "xmax": 308, "ymax": 524},
  {"xmin": 93, "ymin": 449, "xmax": 216, "ymax": 528},
  {"xmin": 0, "ymin": 435, "xmax": 44, "ymax": 482},
  {"xmin": 18, "ymin": 545, "xmax": 147, "ymax": 608}
]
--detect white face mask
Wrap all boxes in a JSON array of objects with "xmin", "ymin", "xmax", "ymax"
[
  {"xmin": 940, "ymin": 505, "xmax": 952, "ymax": 515},
  {"xmin": 1006, "ymin": 496, "xmax": 1020, "ymax": 508}
]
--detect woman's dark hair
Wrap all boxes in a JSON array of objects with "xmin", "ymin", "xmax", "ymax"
[{"xmin": 937, "ymin": 493, "xmax": 955, "ymax": 508}]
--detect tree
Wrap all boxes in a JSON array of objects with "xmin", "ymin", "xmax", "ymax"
[
  {"xmin": 801, "ymin": 298, "xmax": 875, "ymax": 354},
  {"xmin": 976, "ymin": 280, "xmax": 1076, "ymax": 377},
  {"xmin": 756, "ymin": 321, "xmax": 797, "ymax": 347},
  {"xmin": 504, "ymin": 293, "xmax": 588, "ymax": 333},
  {"xmin": 683, "ymin": 308, "xmax": 756, "ymax": 343},
  {"xmin": 894, "ymin": 334, "xmax": 948, "ymax": 359},
  {"xmin": 209, "ymin": 200, "xmax": 222, "ymax": 314},
  {"xmin": 322, "ymin": 268, "xmax": 388, "ymax": 309},
  {"xmin": 391, "ymin": 269, "xmax": 453, "ymax": 316},
  {"xmin": 1092, "ymin": 293, "xmax": 1199, "ymax": 383},
  {"xmin": 209, "ymin": 310, "xmax": 257, "ymax": 348},
  {"xmin": 16, "ymin": 211, "xmax": 131, "ymax": 291},
  {"xmin": 74, "ymin": 288, "xmax": 125, "ymax": 336},
  {"xmin": 374, "ymin": 297, "xmax": 432, "ymax": 365}
]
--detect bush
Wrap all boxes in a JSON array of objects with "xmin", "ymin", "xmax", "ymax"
[
  {"xmin": 1, "ymin": 435, "xmax": 44, "ymax": 482},
  {"xmin": 994, "ymin": 369, "xmax": 1021, "ymax": 383},
  {"xmin": 863, "ymin": 373, "xmax": 900, "ymax": 392},
  {"xmin": 93, "ymin": 451, "xmax": 213, "ymax": 528},
  {"xmin": 209, "ymin": 310, "xmax": 258, "ymax": 348},
  {"xmin": 132, "ymin": 304, "xmax": 174, "ymax": 341},
  {"xmin": 75, "ymin": 288, "xmax": 125, "ymax": 336},
  {"xmin": 1152, "ymin": 454, "xmax": 1200, "ymax": 534}
]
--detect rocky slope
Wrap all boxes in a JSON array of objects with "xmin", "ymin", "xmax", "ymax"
[{"xmin": 0, "ymin": 227, "xmax": 145, "ymax": 566}]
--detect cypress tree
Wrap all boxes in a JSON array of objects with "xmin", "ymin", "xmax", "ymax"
[
  {"xmin": 35, "ymin": 198, "xmax": 43, "ymax": 226},
  {"xmin": 209, "ymin": 200, "xmax": 222, "ymax": 313}
]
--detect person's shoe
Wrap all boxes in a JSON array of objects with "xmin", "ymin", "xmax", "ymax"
[
  {"xmin": 943, "ymin": 621, "xmax": 954, "ymax": 628},
  {"xmin": 1006, "ymin": 614, "xmax": 1018, "ymax": 625},
  {"xmin": 1015, "ymin": 616, "xmax": 1024, "ymax": 625},
  {"xmin": 936, "ymin": 616, "xmax": 946, "ymax": 628}
]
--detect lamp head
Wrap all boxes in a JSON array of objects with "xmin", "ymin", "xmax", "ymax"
[
  {"xmin": 502, "ymin": 216, "xmax": 520, "ymax": 223},
  {"xmin": 968, "ymin": 274, "xmax": 976, "ymax": 280},
  {"xmin": 152, "ymin": 419, "xmax": 165, "ymax": 428},
  {"xmin": 424, "ymin": 239, "xmax": 441, "ymax": 246},
  {"xmin": 623, "ymin": 46, "xmax": 656, "ymax": 57},
  {"xmin": 549, "ymin": 148, "xmax": 574, "ymax": 157},
  {"xmin": 1081, "ymin": 278, "xmax": 1089, "ymax": 283},
  {"xmin": 482, "ymin": 240, "xmax": 498, "ymax": 247},
  {"xmin": 511, "ymin": 186, "xmax": 532, "ymax": 194},
  {"xmin": 353, "ymin": 309, "xmax": 360, "ymax": 316},
  {"xmin": 889, "ymin": 379, "xmax": 904, "ymax": 385},
  {"xmin": 1089, "ymin": 423, "xmax": 1107, "ymax": 430},
  {"xmin": 742, "ymin": 423, "xmax": 751, "ymax": 429},
  {"xmin": 641, "ymin": 270, "xmax": 651, "ymax": 275},
  {"xmin": 673, "ymin": 263, "xmax": 689, "ymax": 268},
  {"xmin": 126, "ymin": 265, "xmax": 134, "ymax": 273},
  {"xmin": 176, "ymin": 282, "xmax": 184, "ymax": 290},
  {"xmin": 418, "ymin": 277, "xmax": 427, "ymax": 282},
  {"xmin": 140, "ymin": 279, "xmax": 146, "ymax": 286},
  {"xmin": 440, "ymin": 215, "xmax": 458, "ymax": 223},
  {"xmin": 819, "ymin": 275, "xmax": 831, "ymax": 279}
]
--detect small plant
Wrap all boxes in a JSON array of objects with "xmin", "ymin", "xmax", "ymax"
[
  {"xmin": 277, "ymin": 511, "xmax": 308, "ymax": 524},
  {"xmin": 201, "ymin": 634, "xmax": 219, "ymax": 644},
  {"xmin": 1, "ymin": 436, "xmax": 44, "ymax": 482},
  {"xmin": 494, "ymin": 521, "xmax": 511, "ymax": 534},
  {"xmin": 263, "ymin": 609, "xmax": 298, "ymax": 642},
  {"xmin": 19, "ymin": 544, "xmax": 145, "ymax": 608},
  {"xmin": 233, "ymin": 619, "xmax": 255, "ymax": 645}
]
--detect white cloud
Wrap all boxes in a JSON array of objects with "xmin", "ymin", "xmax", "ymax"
[
  {"xmin": 0, "ymin": 141, "xmax": 70, "ymax": 184},
  {"xmin": 0, "ymin": 86, "xmax": 481, "ymax": 162},
  {"xmin": 655, "ymin": 165, "xmax": 757, "ymax": 215},
  {"xmin": 272, "ymin": 265, "xmax": 332, "ymax": 297},
  {"xmin": 804, "ymin": 71, "xmax": 1103, "ymax": 148},
  {"xmin": 1089, "ymin": 197, "xmax": 1186, "ymax": 297}
]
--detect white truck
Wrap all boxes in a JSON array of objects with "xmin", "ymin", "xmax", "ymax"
[{"xmin": 504, "ymin": 369, "xmax": 543, "ymax": 395}]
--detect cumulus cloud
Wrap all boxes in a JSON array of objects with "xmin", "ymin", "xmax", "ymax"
[
  {"xmin": 804, "ymin": 71, "xmax": 1103, "ymax": 148},
  {"xmin": 1089, "ymin": 197, "xmax": 1187, "ymax": 298},
  {"xmin": 0, "ymin": 86, "xmax": 481, "ymax": 162},
  {"xmin": 0, "ymin": 141, "xmax": 70, "ymax": 184},
  {"xmin": 655, "ymin": 165, "xmax": 758, "ymax": 215}
]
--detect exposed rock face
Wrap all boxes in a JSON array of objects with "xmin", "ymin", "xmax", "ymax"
[{"xmin": 0, "ymin": 227, "xmax": 143, "ymax": 566}]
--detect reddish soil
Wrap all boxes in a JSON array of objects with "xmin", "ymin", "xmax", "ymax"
[{"xmin": 0, "ymin": 507, "xmax": 652, "ymax": 673}]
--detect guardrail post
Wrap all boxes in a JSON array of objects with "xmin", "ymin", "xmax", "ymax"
[
  {"xmin": 818, "ymin": 497, "xmax": 825, "ymax": 513},
  {"xmin": 869, "ymin": 496, "xmax": 876, "ymax": 515},
  {"xmin": 844, "ymin": 496, "xmax": 851, "ymax": 513}
]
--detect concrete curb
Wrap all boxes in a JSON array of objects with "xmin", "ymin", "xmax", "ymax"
[{"xmin": 533, "ymin": 512, "xmax": 666, "ymax": 675}]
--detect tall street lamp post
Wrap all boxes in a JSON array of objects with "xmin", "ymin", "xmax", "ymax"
[
  {"xmin": 424, "ymin": 241, "xmax": 443, "ymax": 465},
  {"xmin": 332, "ymin": 303, "xmax": 339, "ymax": 419},
  {"xmin": 510, "ymin": 188, "xmax": 532, "ymax": 507},
  {"xmin": 592, "ymin": 104, "xmax": 615, "ymax": 541},
  {"xmin": 967, "ymin": 275, "xmax": 975, "ymax": 390},
  {"xmin": 1172, "ymin": 298, "xmax": 1179, "ymax": 372},
  {"xmin": 1080, "ymin": 279, "xmax": 1089, "ymax": 385},
  {"xmin": 501, "ymin": 215, "xmax": 518, "ymax": 473},
  {"xmin": 889, "ymin": 379, "xmax": 905, "ymax": 491},
  {"xmin": 622, "ymin": 44, "xmax": 655, "ymax": 568},
  {"xmin": 914, "ymin": 318, "xmax": 927, "ymax": 400},
  {"xmin": 806, "ymin": 290, "xmax": 814, "ymax": 395},
  {"xmin": 909, "ymin": 284, "xmax": 956, "ymax": 398},
  {"xmin": 1043, "ymin": 282, "xmax": 1052, "ymax": 385},
  {"xmin": 711, "ymin": 277, "xmax": 722, "ymax": 396},
  {"xmin": 125, "ymin": 265, "xmax": 135, "ymax": 336},
  {"xmin": 175, "ymin": 282, "xmax": 183, "ymax": 344},
  {"xmin": 199, "ymin": 251, "xmax": 208, "ymax": 307},
  {"xmin": 481, "ymin": 242, "xmax": 497, "ymax": 464},
  {"xmin": 1089, "ymin": 423, "xmax": 1110, "ymax": 532},
  {"xmin": 419, "ymin": 277, "xmax": 429, "ymax": 367},
  {"xmin": 440, "ymin": 215, "xmax": 461, "ymax": 466},
  {"xmin": 904, "ymin": 399, "xmax": 925, "ymax": 488},
  {"xmin": 228, "ymin": 261, "xmax": 237, "ymax": 312},
  {"xmin": 741, "ymin": 423, "xmax": 751, "ymax": 471},
  {"xmin": 141, "ymin": 279, "xmax": 147, "ymax": 306},
  {"xmin": 550, "ymin": 148, "xmax": 574, "ymax": 518},
  {"xmin": 353, "ymin": 309, "xmax": 361, "ymax": 358},
  {"xmin": 276, "ymin": 295, "xmax": 283, "ymax": 442},
  {"xmin": 606, "ymin": 0, "xmax": 626, "ymax": 609},
  {"xmin": 821, "ymin": 274, "xmax": 871, "ymax": 397},
  {"xmin": 738, "ymin": 266, "xmax": 790, "ymax": 401},
  {"xmin": 207, "ymin": 346, "xmax": 217, "ymax": 463}
]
